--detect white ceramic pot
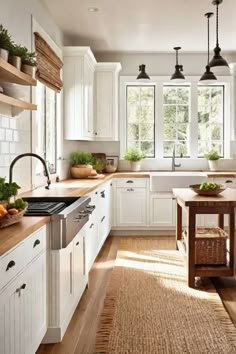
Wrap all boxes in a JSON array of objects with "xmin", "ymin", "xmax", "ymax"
[
  {"xmin": 208, "ymin": 160, "xmax": 219, "ymax": 171},
  {"xmin": 8, "ymin": 55, "xmax": 21, "ymax": 70},
  {"xmin": 22, "ymin": 64, "xmax": 36, "ymax": 78},
  {"xmin": 0, "ymin": 48, "xmax": 9, "ymax": 61},
  {"xmin": 130, "ymin": 161, "xmax": 141, "ymax": 172}
]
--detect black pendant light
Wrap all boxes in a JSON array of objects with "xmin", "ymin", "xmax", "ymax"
[
  {"xmin": 170, "ymin": 47, "xmax": 185, "ymax": 82},
  {"xmin": 200, "ymin": 12, "xmax": 217, "ymax": 84},
  {"xmin": 209, "ymin": 0, "xmax": 229, "ymax": 72},
  {"xmin": 136, "ymin": 64, "xmax": 150, "ymax": 81}
]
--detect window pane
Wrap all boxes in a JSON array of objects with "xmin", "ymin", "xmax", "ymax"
[
  {"xmin": 45, "ymin": 87, "xmax": 57, "ymax": 174},
  {"xmin": 198, "ymin": 86, "xmax": 224, "ymax": 157},
  {"xmin": 163, "ymin": 86, "xmax": 190, "ymax": 157},
  {"xmin": 127, "ymin": 85, "xmax": 155, "ymax": 158}
]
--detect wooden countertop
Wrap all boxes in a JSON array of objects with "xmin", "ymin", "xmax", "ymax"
[
  {"xmin": 0, "ymin": 172, "xmax": 150, "ymax": 256},
  {"xmin": 173, "ymin": 188, "xmax": 236, "ymax": 207},
  {"xmin": 0, "ymin": 216, "xmax": 50, "ymax": 256}
]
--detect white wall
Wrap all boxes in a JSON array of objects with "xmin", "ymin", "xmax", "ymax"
[{"xmin": 0, "ymin": 0, "xmax": 63, "ymax": 191}]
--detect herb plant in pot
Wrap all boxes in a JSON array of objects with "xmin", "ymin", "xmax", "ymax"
[
  {"xmin": 8, "ymin": 44, "xmax": 27, "ymax": 70},
  {"xmin": 70, "ymin": 152, "xmax": 93, "ymax": 178},
  {"xmin": 21, "ymin": 50, "xmax": 36, "ymax": 77},
  {"xmin": 124, "ymin": 147, "xmax": 145, "ymax": 172},
  {"xmin": 0, "ymin": 24, "xmax": 12, "ymax": 61},
  {"xmin": 205, "ymin": 149, "xmax": 220, "ymax": 171}
]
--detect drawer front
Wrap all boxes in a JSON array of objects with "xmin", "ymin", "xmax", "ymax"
[
  {"xmin": 0, "ymin": 243, "xmax": 25, "ymax": 290},
  {"xmin": 116, "ymin": 178, "xmax": 147, "ymax": 188},
  {"xmin": 25, "ymin": 226, "xmax": 47, "ymax": 265}
]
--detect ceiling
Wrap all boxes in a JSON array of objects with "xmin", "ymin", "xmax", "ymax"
[{"xmin": 41, "ymin": 0, "xmax": 236, "ymax": 53}]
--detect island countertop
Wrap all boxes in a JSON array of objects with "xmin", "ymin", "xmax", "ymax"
[{"xmin": 173, "ymin": 188, "xmax": 236, "ymax": 207}]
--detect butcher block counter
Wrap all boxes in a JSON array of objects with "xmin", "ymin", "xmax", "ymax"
[
  {"xmin": 173, "ymin": 188, "xmax": 236, "ymax": 288},
  {"xmin": 0, "ymin": 172, "xmax": 149, "ymax": 255}
]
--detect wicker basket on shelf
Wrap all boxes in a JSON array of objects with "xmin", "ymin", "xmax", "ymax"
[
  {"xmin": 182, "ymin": 227, "xmax": 228, "ymax": 265},
  {"xmin": 0, "ymin": 209, "xmax": 26, "ymax": 229}
]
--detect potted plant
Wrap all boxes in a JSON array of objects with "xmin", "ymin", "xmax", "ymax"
[
  {"xmin": 21, "ymin": 50, "xmax": 36, "ymax": 77},
  {"xmin": 70, "ymin": 152, "xmax": 93, "ymax": 178},
  {"xmin": 205, "ymin": 149, "xmax": 220, "ymax": 171},
  {"xmin": 124, "ymin": 147, "xmax": 145, "ymax": 171},
  {"xmin": 8, "ymin": 44, "xmax": 27, "ymax": 70},
  {"xmin": 0, "ymin": 24, "xmax": 12, "ymax": 61}
]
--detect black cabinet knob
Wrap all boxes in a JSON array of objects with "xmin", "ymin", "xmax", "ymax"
[
  {"xmin": 76, "ymin": 241, "xmax": 80, "ymax": 246},
  {"xmin": 33, "ymin": 239, "xmax": 40, "ymax": 248},
  {"xmin": 6, "ymin": 260, "xmax": 15, "ymax": 271}
]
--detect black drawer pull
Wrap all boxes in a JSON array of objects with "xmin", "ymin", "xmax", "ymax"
[
  {"xmin": 6, "ymin": 260, "xmax": 15, "ymax": 271},
  {"xmin": 101, "ymin": 191, "xmax": 105, "ymax": 198},
  {"xmin": 33, "ymin": 239, "xmax": 40, "ymax": 248},
  {"xmin": 21, "ymin": 283, "xmax": 26, "ymax": 290},
  {"xmin": 76, "ymin": 241, "xmax": 80, "ymax": 246},
  {"xmin": 101, "ymin": 216, "xmax": 105, "ymax": 222},
  {"xmin": 225, "ymin": 180, "xmax": 233, "ymax": 183},
  {"xmin": 126, "ymin": 180, "xmax": 134, "ymax": 183},
  {"xmin": 90, "ymin": 223, "xmax": 94, "ymax": 229}
]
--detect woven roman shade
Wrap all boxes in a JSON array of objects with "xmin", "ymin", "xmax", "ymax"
[{"xmin": 34, "ymin": 32, "xmax": 63, "ymax": 92}]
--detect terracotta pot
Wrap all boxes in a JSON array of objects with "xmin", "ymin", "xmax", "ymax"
[
  {"xmin": 22, "ymin": 64, "xmax": 36, "ymax": 77},
  {"xmin": 70, "ymin": 165, "xmax": 93, "ymax": 179},
  {"xmin": 130, "ymin": 161, "xmax": 141, "ymax": 172},
  {"xmin": 0, "ymin": 48, "xmax": 9, "ymax": 61},
  {"xmin": 9, "ymin": 55, "xmax": 21, "ymax": 70},
  {"xmin": 208, "ymin": 160, "xmax": 219, "ymax": 172}
]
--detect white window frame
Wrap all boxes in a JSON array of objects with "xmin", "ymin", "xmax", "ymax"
[
  {"xmin": 31, "ymin": 18, "xmax": 63, "ymax": 188},
  {"xmin": 120, "ymin": 76, "xmax": 233, "ymax": 160}
]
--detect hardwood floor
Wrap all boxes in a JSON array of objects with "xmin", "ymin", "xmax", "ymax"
[{"xmin": 37, "ymin": 236, "xmax": 236, "ymax": 354}]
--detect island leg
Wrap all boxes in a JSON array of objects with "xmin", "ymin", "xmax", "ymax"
[
  {"xmin": 229, "ymin": 212, "xmax": 235, "ymax": 271},
  {"xmin": 176, "ymin": 202, "xmax": 182, "ymax": 250},
  {"xmin": 218, "ymin": 214, "xmax": 224, "ymax": 229},
  {"xmin": 187, "ymin": 208, "xmax": 196, "ymax": 288}
]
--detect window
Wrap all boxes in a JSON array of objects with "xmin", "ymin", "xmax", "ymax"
[
  {"xmin": 126, "ymin": 85, "xmax": 155, "ymax": 157},
  {"xmin": 163, "ymin": 86, "xmax": 190, "ymax": 157},
  {"xmin": 122, "ymin": 77, "xmax": 229, "ymax": 159},
  {"xmin": 198, "ymin": 86, "xmax": 224, "ymax": 157},
  {"xmin": 36, "ymin": 82, "xmax": 57, "ymax": 174}
]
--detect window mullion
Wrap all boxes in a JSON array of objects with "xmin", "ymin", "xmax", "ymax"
[
  {"xmin": 155, "ymin": 82, "xmax": 163, "ymax": 158},
  {"xmin": 190, "ymin": 82, "xmax": 198, "ymax": 158}
]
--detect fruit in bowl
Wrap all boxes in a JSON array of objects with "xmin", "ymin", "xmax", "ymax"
[{"xmin": 190, "ymin": 181, "xmax": 225, "ymax": 196}]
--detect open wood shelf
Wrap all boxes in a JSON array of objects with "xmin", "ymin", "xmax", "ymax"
[
  {"xmin": 0, "ymin": 93, "xmax": 37, "ymax": 111},
  {"xmin": 0, "ymin": 58, "xmax": 37, "ymax": 86}
]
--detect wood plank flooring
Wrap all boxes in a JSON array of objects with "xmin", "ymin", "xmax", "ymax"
[{"xmin": 37, "ymin": 236, "xmax": 236, "ymax": 354}]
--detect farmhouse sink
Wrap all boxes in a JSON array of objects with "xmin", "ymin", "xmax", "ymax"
[{"xmin": 150, "ymin": 171, "xmax": 208, "ymax": 192}]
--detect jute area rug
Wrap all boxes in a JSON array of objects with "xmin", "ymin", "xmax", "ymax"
[{"xmin": 95, "ymin": 238, "xmax": 236, "ymax": 354}]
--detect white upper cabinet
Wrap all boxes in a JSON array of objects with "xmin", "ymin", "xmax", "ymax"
[
  {"xmin": 64, "ymin": 47, "xmax": 96, "ymax": 140},
  {"xmin": 94, "ymin": 63, "xmax": 121, "ymax": 141}
]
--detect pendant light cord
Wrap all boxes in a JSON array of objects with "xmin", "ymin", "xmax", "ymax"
[
  {"xmin": 207, "ymin": 15, "xmax": 210, "ymax": 64},
  {"xmin": 216, "ymin": 2, "xmax": 219, "ymax": 47}
]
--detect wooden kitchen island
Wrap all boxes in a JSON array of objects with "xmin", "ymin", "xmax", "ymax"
[{"xmin": 173, "ymin": 188, "xmax": 236, "ymax": 288}]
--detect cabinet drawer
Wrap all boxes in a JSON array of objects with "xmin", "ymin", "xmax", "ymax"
[
  {"xmin": 0, "ymin": 242, "xmax": 25, "ymax": 290},
  {"xmin": 25, "ymin": 226, "xmax": 47, "ymax": 265},
  {"xmin": 116, "ymin": 178, "xmax": 147, "ymax": 188}
]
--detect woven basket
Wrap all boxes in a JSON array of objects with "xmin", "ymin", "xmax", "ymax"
[
  {"xmin": 183, "ymin": 227, "xmax": 227, "ymax": 265},
  {"xmin": 0, "ymin": 209, "xmax": 25, "ymax": 229}
]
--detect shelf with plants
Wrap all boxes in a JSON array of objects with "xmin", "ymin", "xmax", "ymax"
[
  {"xmin": 0, "ymin": 24, "xmax": 37, "ymax": 114},
  {"xmin": 0, "ymin": 57, "xmax": 37, "ymax": 86}
]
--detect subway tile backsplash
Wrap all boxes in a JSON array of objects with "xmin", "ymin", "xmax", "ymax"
[{"xmin": 0, "ymin": 114, "xmax": 31, "ymax": 191}]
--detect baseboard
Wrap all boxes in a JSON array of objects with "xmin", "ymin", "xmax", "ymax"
[{"xmin": 109, "ymin": 230, "xmax": 175, "ymax": 236}]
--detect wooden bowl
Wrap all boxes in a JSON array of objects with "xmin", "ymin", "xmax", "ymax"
[
  {"xmin": 0, "ymin": 209, "xmax": 26, "ymax": 228},
  {"xmin": 189, "ymin": 184, "xmax": 225, "ymax": 196}
]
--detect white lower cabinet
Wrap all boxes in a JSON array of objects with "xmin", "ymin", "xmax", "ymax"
[
  {"xmin": 44, "ymin": 227, "xmax": 87, "ymax": 343},
  {"xmin": 0, "ymin": 226, "xmax": 47, "ymax": 354},
  {"xmin": 150, "ymin": 194, "xmax": 175, "ymax": 227},
  {"xmin": 115, "ymin": 187, "xmax": 147, "ymax": 227}
]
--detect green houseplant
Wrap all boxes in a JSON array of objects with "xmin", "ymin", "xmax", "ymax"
[
  {"xmin": 204, "ymin": 149, "xmax": 220, "ymax": 171},
  {"xmin": 21, "ymin": 49, "xmax": 36, "ymax": 77},
  {"xmin": 70, "ymin": 152, "xmax": 94, "ymax": 178},
  {"xmin": 8, "ymin": 44, "xmax": 27, "ymax": 69},
  {"xmin": 0, "ymin": 24, "xmax": 13, "ymax": 61},
  {"xmin": 124, "ymin": 147, "xmax": 145, "ymax": 171}
]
